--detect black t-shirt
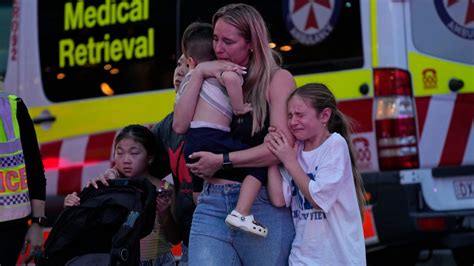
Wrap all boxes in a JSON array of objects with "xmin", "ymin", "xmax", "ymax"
[
  {"xmin": 152, "ymin": 113, "xmax": 195, "ymax": 246},
  {"xmin": 213, "ymin": 111, "xmax": 270, "ymax": 184},
  {"xmin": 231, "ymin": 112, "xmax": 269, "ymax": 148}
]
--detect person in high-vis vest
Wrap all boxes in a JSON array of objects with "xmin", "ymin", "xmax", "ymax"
[{"xmin": 0, "ymin": 89, "xmax": 46, "ymax": 266}]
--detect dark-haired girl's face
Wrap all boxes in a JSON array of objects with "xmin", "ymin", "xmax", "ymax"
[
  {"xmin": 213, "ymin": 18, "xmax": 251, "ymax": 66},
  {"xmin": 114, "ymin": 138, "xmax": 150, "ymax": 178}
]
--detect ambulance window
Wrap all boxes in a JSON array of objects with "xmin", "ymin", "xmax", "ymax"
[
  {"xmin": 410, "ymin": 1, "xmax": 474, "ymax": 64},
  {"xmin": 267, "ymin": 0, "xmax": 364, "ymax": 74},
  {"xmin": 0, "ymin": 1, "xmax": 12, "ymax": 78},
  {"xmin": 38, "ymin": 1, "xmax": 177, "ymax": 102},
  {"xmin": 179, "ymin": 0, "xmax": 363, "ymax": 75}
]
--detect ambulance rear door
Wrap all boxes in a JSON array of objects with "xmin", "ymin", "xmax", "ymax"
[{"xmin": 404, "ymin": 0, "xmax": 474, "ymax": 211}]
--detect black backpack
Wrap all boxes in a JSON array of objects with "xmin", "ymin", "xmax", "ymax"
[{"xmin": 37, "ymin": 178, "xmax": 157, "ymax": 266}]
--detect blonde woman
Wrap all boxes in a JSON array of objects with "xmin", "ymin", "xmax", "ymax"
[{"xmin": 173, "ymin": 4, "xmax": 296, "ymax": 265}]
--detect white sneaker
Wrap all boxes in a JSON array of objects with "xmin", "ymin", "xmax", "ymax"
[{"xmin": 225, "ymin": 210, "xmax": 268, "ymax": 237}]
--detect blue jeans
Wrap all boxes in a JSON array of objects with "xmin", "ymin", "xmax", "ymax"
[
  {"xmin": 189, "ymin": 183, "xmax": 295, "ymax": 266},
  {"xmin": 178, "ymin": 244, "xmax": 188, "ymax": 266}
]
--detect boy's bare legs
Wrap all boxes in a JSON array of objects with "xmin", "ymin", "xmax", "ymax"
[
  {"xmin": 266, "ymin": 164, "xmax": 287, "ymax": 207},
  {"xmin": 225, "ymin": 175, "xmax": 268, "ymax": 237},
  {"xmin": 235, "ymin": 175, "xmax": 261, "ymax": 215}
]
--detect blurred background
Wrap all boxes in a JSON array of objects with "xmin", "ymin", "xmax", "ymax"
[{"xmin": 0, "ymin": 0, "xmax": 473, "ymax": 265}]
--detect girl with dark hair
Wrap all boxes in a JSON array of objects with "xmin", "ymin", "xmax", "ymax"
[{"xmin": 64, "ymin": 125, "xmax": 177, "ymax": 266}]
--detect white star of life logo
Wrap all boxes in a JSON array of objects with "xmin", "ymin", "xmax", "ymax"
[
  {"xmin": 285, "ymin": 0, "xmax": 340, "ymax": 45},
  {"xmin": 445, "ymin": 0, "xmax": 474, "ymax": 28}
]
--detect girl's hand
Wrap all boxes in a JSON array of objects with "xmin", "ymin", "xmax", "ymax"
[
  {"xmin": 86, "ymin": 168, "xmax": 119, "ymax": 188},
  {"xmin": 156, "ymin": 193, "xmax": 172, "ymax": 216},
  {"xmin": 64, "ymin": 192, "xmax": 80, "ymax": 207},
  {"xmin": 187, "ymin": 151, "xmax": 222, "ymax": 178},
  {"xmin": 264, "ymin": 130, "xmax": 281, "ymax": 144},
  {"xmin": 266, "ymin": 131, "xmax": 297, "ymax": 165},
  {"xmin": 196, "ymin": 60, "xmax": 246, "ymax": 79}
]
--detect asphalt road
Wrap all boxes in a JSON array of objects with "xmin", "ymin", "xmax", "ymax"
[{"xmin": 416, "ymin": 250, "xmax": 456, "ymax": 266}]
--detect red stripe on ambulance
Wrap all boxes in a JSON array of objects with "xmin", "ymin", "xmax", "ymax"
[
  {"xmin": 85, "ymin": 131, "xmax": 116, "ymax": 162},
  {"xmin": 338, "ymin": 99, "xmax": 373, "ymax": 133},
  {"xmin": 415, "ymin": 96, "xmax": 430, "ymax": 137},
  {"xmin": 40, "ymin": 141, "xmax": 62, "ymax": 170},
  {"xmin": 440, "ymin": 94, "xmax": 474, "ymax": 166},
  {"xmin": 40, "ymin": 130, "xmax": 117, "ymax": 195},
  {"xmin": 57, "ymin": 166, "xmax": 83, "ymax": 195}
]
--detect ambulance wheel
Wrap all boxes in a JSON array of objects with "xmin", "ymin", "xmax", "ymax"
[
  {"xmin": 367, "ymin": 245, "xmax": 419, "ymax": 266},
  {"xmin": 451, "ymin": 246, "xmax": 473, "ymax": 266}
]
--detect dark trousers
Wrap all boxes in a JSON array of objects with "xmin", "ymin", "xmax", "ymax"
[
  {"xmin": 184, "ymin": 127, "xmax": 267, "ymax": 192},
  {"xmin": 0, "ymin": 218, "xmax": 28, "ymax": 266}
]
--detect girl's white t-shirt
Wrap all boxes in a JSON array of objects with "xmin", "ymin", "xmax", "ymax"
[{"xmin": 280, "ymin": 133, "xmax": 366, "ymax": 266}]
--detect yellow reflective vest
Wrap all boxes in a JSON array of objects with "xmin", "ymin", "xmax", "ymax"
[{"xmin": 0, "ymin": 93, "xmax": 31, "ymax": 222}]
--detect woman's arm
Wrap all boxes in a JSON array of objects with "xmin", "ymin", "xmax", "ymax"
[
  {"xmin": 186, "ymin": 69, "xmax": 295, "ymax": 178},
  {"xmin": 229, "ymin": 69, "xmax": 296, "ymax": 168}
]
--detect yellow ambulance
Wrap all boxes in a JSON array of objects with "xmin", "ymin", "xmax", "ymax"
[{"xmin": 1, "ymin": 0, "xmax": 473, "ymax": 264}]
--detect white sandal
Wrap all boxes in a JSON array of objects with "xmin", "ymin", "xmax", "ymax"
[{"xmin": 225, "ymin": 210, "xmax": 268, "ymax": 237}]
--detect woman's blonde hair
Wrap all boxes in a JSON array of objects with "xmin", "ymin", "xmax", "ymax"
[
  {"xmin": 213, "ymin": 4, "xmax": 280, "ymax": 135},
  {"xmin": 289, "ymin": 83, "xmax": 366, "ymax": 220}
]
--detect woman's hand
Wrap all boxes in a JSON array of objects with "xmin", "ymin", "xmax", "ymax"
[
  {"xmin": 196, "ymin": 60, "xmax": 246, "ymax": 79},
  {"xmin": 187, "ymin": 151, "xmax": 222, "ymax": 178},
  {"xmin": 64, "ymin": 192, "xmax": 80, "ymax": 207},
  {"xmin": 266, "ymin": 130, "xmax": 298, "ymax": 165},
  {"xmin": 86, "ymin": 168, "xmax": 119, "ymax": 188}
]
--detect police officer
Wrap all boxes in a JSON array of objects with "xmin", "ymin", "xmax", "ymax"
[{"xmin": 0, "ymin": 88, "xmax": 46, "ymax": 266}]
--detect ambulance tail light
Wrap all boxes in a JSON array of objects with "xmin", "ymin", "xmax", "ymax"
[
  {"xmin": 374, "ymin": 68, "xmax": 419, "ymax": 170},
  {"xmin": 416, "ymin": 217, "xmax": 447, "ymax": 231}
]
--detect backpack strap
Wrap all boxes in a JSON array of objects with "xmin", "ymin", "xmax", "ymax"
[{"xmin": 110, "ymin": 178, "xmax": 157, "ymax": 265}]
